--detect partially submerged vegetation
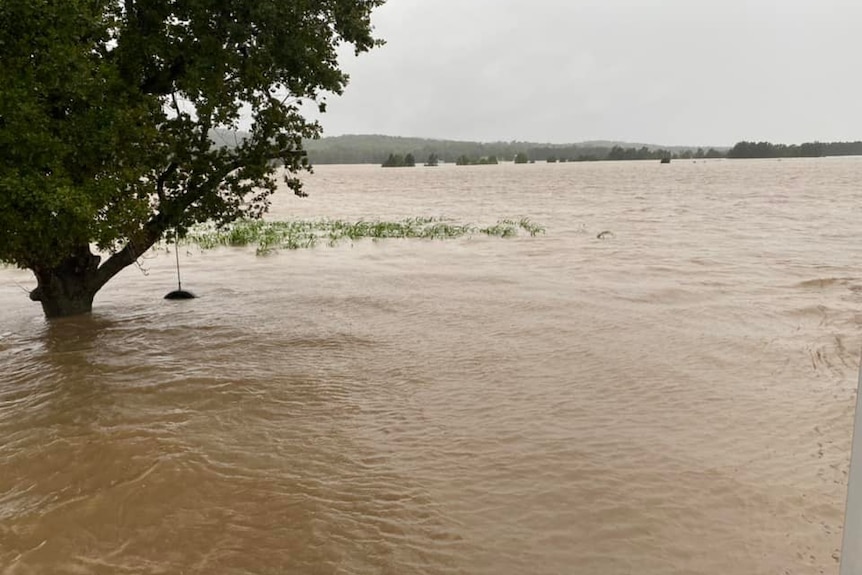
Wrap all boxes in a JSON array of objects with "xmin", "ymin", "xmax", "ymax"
[
  {"xmin": 455, "ymin": 155, "xmax": 499, "ymax": 166},
  {"xmin": 174, "ymin": 217, "xmax": 545, "ymax": 255},
  {"xmin": 382, "ymin": 153, "xmax": 416, "ymax": 167}
]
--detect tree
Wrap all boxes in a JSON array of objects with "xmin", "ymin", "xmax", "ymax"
[
  {"xmin": 799, "ymin": 142, "xmax": 824, "ymax": 158},
  {"xmin": 607, "ymin": 145, "xmax": 625, "ymax": 161},
  {"xmin": 381, "ymin": 152, "xmax": 415, "ymax": 167},
  {"xmin": 514, "ymin": 152, "xmax": 529, "ymax": 164},
  {"xmin": 0, "ymin": 0, "xmax": 384, "ymax": 318},
  {"xmin": 382, "ymin": 153, "xmax": 404, "ymax": 167}
]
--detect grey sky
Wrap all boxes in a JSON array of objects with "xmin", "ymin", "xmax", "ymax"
[{"xmin": 312, "ymin": 0, "xmax": 861, "ymax": 146}]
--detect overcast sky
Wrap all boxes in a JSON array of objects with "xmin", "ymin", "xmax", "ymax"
[{"xmin": 311, "ymin": 0, "xmax": 862, "ymax": 146}]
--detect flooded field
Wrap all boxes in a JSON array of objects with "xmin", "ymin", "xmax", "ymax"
[{"xmin": 1, "ymin": 158, "xmax": 860, "ymax": 574}]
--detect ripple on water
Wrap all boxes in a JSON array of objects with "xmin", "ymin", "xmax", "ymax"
[{"xmin": 2, "ymin": 159, "xmax": 861, "ymax": 573}]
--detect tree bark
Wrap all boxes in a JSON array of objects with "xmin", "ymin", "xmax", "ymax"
[
  {"xmin": 29, "ymin": 246, "xmax": 102, "ymax": 318},
  {"xmin": 29, "ymin": 215, "xmax": 168, "ymax": 318}
]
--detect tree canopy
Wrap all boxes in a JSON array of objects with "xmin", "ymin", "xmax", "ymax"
[
  {"xmin": 381, "ymin": 153, "xmax": 415, "ymax": 167},
  {"xmin": 0, "ymin": 0, "xmax": 384, "ymax": 317}
]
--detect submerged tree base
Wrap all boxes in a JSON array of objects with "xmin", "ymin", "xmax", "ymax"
[{"xmin": 174, "ymin": 217, "xmax": 545, "ymax": 255}]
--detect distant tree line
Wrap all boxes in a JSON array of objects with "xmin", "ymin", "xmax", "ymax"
[
  {"xmin": 301, "ymin": 134, "xmax": 862, "ymax": 165},
  {"xmin": 727, "ymin": 140, "xmax": 862, "ymax": 158},
  {"xmin": 304, "ymin": 135, "xmax": 729, "ymax": 165},
  {"xmin": 381, "ymin": 152, "xmax": 442, "ymax": 167},
  {"xmin": 606, "ymin": 145, "xmax": 722, "ymax": 161}
]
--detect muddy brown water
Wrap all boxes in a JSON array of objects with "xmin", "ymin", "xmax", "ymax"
[{"xmin": 1, "ymin": 159, "xmax": 861, "ymax": 574}]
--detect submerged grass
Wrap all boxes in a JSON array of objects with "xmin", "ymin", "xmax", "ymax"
[
  {"xmin": 177, "ymin": 217, "xmax": 544, "ymax": 255},
  {"xmin": 480, "ymin": 217, "xmax": 546, "ymax": 238}
]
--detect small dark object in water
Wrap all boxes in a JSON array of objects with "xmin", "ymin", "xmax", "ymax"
[
  {"xmin": 660, "ymin": 157, "xmax": 671, "ymax": 164},
  {"xmin": 165, "ymin": 289, "xmax": 196, "ymax": 300},
  {"xmin": 597, "ymin": 230, "xmax": 615, "ymax": 239}
]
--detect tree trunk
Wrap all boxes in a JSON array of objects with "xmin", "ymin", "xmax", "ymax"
[
  {"xmin": 30, "ymin": 246, "xmax": 101, "ymax": 319},
  {"xmin": 26, "ymin": 199, "xmax": 189, "ymax": 318},
  {"xmin": 28, "ymin": 222, "xmax": 165, "ymax": 319}
]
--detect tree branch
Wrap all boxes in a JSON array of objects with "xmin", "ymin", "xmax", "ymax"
[
  {"xmin": 140, "ymin": 56, "xmax": 186, "ymax": 95},
  {"xmin": 93, "ymin": 159, "xmax": 244, "ymax": 291},
  {"xmin": 156, "ymin": 161, "xmax": 178, "ymax": 203},
  {"xmin": 93, "ymin": 211, "xmax": 168, "ymax": 292}
]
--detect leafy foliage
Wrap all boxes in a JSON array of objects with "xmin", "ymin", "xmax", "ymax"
[{"xmin": 0, "ymin": 0, "xmax": 384, "ymax": 315}]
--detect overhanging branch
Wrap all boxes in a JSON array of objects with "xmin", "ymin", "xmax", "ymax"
[{"xmin": 93, "ymin": 159, "xmax": 245, "ymax": 291}]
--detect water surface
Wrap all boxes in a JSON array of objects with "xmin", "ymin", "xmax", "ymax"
[{"xmin": 1, "ymin": 158, "xmax": 860, "ymax": 574}]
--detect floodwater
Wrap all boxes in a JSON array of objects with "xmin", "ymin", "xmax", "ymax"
[{"xmin": 1, "ymin": 158, "xmax": 861, "ymax": 574}]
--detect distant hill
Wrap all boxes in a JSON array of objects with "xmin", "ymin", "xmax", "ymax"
[
  {"xmin": 300, "ymin": 134, "xmax": 729, "ymax": 165},
  {"xmin": 213, "ymin": 131, "xmax": 860, "ymax": 165}
]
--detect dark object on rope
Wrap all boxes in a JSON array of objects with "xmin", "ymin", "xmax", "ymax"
[
  {"xmin": 165, "ymin": 289, "xmax": 196, "ymax": 300},
  {"xmin": 165, "ymin": 238, "xmax": 196, "ymax": 300}
]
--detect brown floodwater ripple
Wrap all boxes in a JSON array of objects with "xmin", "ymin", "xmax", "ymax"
[{"xmin": 1, "ymin": 158, "xmax": 861, "ymax": 574}]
